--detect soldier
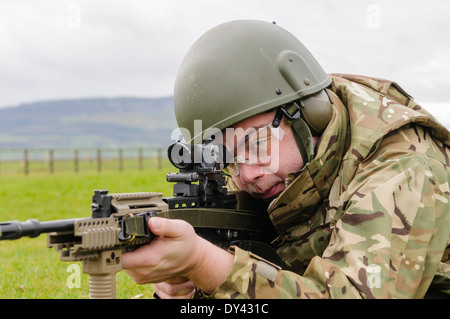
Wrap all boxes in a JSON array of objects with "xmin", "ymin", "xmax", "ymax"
[{"xmin": 122, "ymin": 20, "xmax": 450, "ymax": 298}]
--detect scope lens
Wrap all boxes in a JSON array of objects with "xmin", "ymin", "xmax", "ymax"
[{"xmin": 167, "ymin": 142, "xmax": 192, "ymax": 169}]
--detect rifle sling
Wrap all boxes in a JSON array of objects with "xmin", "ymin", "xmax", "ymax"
[{"xmin": 156, "ymin": 208, "xmax": 276, "ymax": 236}]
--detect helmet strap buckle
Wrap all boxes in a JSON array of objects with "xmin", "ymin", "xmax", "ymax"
[
  {"xmin": 272, "ymin": 101, "xmax": 301, "ymax": 128},
  {"xmin": 272, "ymin": 100, "xmax": 315, "ymax": 166}
]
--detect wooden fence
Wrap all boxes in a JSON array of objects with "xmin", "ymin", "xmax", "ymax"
[{"xmin": 0, "ymin": 147, "xmax": 167, "ymax": 175}]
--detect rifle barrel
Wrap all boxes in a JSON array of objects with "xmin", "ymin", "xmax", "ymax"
[{"xmin": 0, "ymin": 218, "xmax": 78, "ymax": 240}]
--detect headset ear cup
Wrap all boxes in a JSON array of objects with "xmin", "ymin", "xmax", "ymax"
[{"xmin": 300, "ymin": 90, "xmax": 333, "ymax": 135}]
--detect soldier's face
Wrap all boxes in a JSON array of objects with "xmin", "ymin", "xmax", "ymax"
[{"xmin": 222, "ymin": 110, "xmax": 304, "ymax": 200}]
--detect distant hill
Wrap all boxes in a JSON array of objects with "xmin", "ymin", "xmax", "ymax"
[{"xmin": 0, "ymin": 97, "xmax": 178, "ymax": 149}]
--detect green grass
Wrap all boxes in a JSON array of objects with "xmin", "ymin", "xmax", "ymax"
[{"xmin": 0, "ymin": 167, "xmax": 174, "ymax": 299}]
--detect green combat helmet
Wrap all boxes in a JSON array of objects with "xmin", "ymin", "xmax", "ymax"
[{"xmin": 174, "ymin": 19, "xmax": 333, "ymax": 164}]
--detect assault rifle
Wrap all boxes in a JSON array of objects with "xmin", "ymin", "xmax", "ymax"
[{"xmin": 0, "ymin": 140, "xmax": 279, "ymax": 299}]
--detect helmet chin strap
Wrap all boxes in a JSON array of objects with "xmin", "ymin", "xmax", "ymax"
[
  {"xmin": 290, "ymin": 115, "xmax": 315, "ymax": 166},
  {"xmin": 272, "ymin": 101, "xmax": 315, "ymax": 167}
]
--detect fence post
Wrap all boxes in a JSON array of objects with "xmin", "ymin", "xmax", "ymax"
[
  {"xmin": 138, "ymin": 148, "xmax": 143, "ymax": 171},
  {"xmin": 49, "ymin": 149, "xmax": 54, "ymax": 174},
  {"xmin": 118, "ymin": 149, "xmax": 123, "ymax": 171},
  {"xmin": 96, "ymin": 149, "xmax": 102, "ymax": 172},
  {"xmin": 74, "ymin": 149, "xmax": 79, "ymax": 173},
  {"xmin": 157, "ymin": 148, "xmax": 163, "ymax": 170},
  {"xmin": 24, "ymin": 149, "xmax": 29, "ymax": 175}
]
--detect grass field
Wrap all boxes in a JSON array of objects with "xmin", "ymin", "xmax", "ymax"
[{"xmin": 0, "ymin": 166, "xmax": 174, "ymax": 299}]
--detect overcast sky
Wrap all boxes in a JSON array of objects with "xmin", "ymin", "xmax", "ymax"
[{"xmin": 0, "ymin": 0, "xmax": 449, "ymax": 127}]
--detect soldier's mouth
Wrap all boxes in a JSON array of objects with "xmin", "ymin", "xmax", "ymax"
[{"xmin": 259, "ymin": 182, "xmax": 285, "ymax": 199}]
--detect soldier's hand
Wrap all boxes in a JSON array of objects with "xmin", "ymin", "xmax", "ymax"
[
  {"xmin": 122, "ymin": 216, "xmax": 234, "ymax": 294},
  {"xmin": 153, "ymin": 277, "xmax": 196, "ymax": 299},
  {"xmin": 122, "ymin": 217, "xmax": 204, "ymax": 284}
]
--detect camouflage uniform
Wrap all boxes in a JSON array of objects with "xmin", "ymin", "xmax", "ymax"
[{"xmin": 206, "ymin": 74, "xmax": 450, "ymax": 299}]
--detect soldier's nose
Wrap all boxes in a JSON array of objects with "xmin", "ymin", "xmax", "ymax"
[{"xmin": 238, "ymin": 164, "xmax": 264, "ymax": 184}]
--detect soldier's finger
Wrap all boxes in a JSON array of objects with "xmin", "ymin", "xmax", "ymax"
[{"xmin": 148, "ymin": 217, "xmax": 192, "ymax": 239}]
